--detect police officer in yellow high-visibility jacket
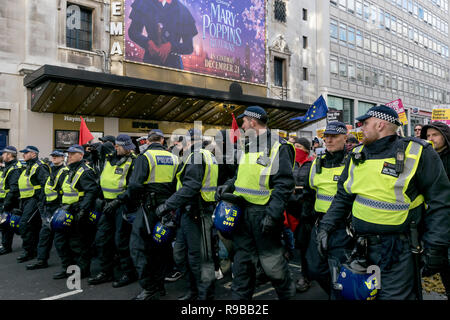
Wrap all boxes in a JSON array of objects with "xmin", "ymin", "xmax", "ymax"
[
  {"xmin": 156, "ymin": 128, "xmax": 218, "ymax": 301},
  {"xmin": 122, "ymin": 129, "xmax": 179, "ymax": 300},
  {"xmin": 216, "ymin": 106, "xmax": 296, "ymax": 300},
  {"xmin": 17, "ymin": 146, "xmax": 50, "ymax": 263},
  {"xmin": 53, "ymin": 144, "xmax": 99, "ymax": 280},
  {"xmin": 88, "ymin": 134, "xmax": 137, "ymax": 288},
  {"xmin": 302, "ymin": 122, "xmax": 354, "ymax": 298},
  {"xmin": 319, "ymin": 105, "xmax": 450, "ymax": 300},
  {"xmin": 26, "ymin": 150, "xmax": 68, "ymax": 271},
  {"xmin": 0, "ymin": 146, "xmax": 23, "ymax": 255}
]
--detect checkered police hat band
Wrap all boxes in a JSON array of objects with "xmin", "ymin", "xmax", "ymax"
[
  {"xmin": 327, "ymin": 126, "xmax": 347, "ymax": 134},
  {"xmin": 115, "ymin": 140, "xmax": 129, "ymax": 146},
  {"xmin": 367, "ymin": 110, "xmax": 400, "ymax": 125},
  {"xmin": 2, "ymin": 148, "xmax": 17, "ymax": 154},
  {"xmin": 244, "ymin": 111, "xmax": 262, "ymax": 119}
]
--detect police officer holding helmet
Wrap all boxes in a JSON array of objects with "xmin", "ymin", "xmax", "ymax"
[
  {"xmin": 88, "ymin": 134, "xmax": 137, "ymax": 288},
  {"xmin": 0, "ymin": 146, "xmax": 23, "ymax": 255},
  {"xmin": 26, "ymin": 150, "xmax": 68, "ymax": 270},
  {"xmin": 302, "ymin": 122, "xmax": 354, "ymax": 298},
  {"xmin": 155, "ymin": 128, "xmax": 218, "ymax": 301},
  {"xmin": 17, "ymin": 146, "xmax": 50, "ymax": 263},
  {"xmin": 318, "ymin": 105, "xmax": 450, "ymax": 299},
  {"xmin": 53, "ymin": 144, "xmax": 99, "ymax": 279},
  {"xmin": 216, "ymin": 106, "xmax": 296, "ymax": 300},
  {"xmin": 123, "ymin": 129, "xmax": 179, "ymax": 300}
]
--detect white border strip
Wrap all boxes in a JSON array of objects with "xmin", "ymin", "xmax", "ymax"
[{"xmin": 41, "ymin": 290, "xmax": 83, "ymax": 300}]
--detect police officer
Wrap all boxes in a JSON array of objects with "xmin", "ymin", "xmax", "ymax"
[
  {"xmin": 26, "ymin": 150, "xmax": 68, "ymax": 270},
  {"xmin": 53, "ymin": 144, "xmax": 99, "ymax": 279},
  {"xmin": 156, "ymin": 128, "xmax": 218, "ymax": 301},
  {"xmin": 17, "ymin": 146, "xmax": 50, "ymax": 263},
  {"xmin": 318, "ymin": 105, "xmax": 450, "ymax": 300},
  {"xmin": 88, "ymin": 135, "xmax": 137, "ymax": 288},
  {"xmin": 0, "ymin": 146, "xmax": 23, "ymax": 255},
  {"xmin": 216, "ymin": 106, "xmax": 296, "ymax": 300},
  {"xmin": 302, "ymin": 122, "xmax": 354, "ymax": 298},
  {"xmin": 120, "ymin": 129, "xmax": 178, "ymax": 300}
]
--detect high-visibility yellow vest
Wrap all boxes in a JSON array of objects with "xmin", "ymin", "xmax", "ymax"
[
  {"xmin": 18, "ymin": 161, "xmax": 47, "ymax": 199},
  {"xmin": 343, "ymin": 141, "xmax": 425, "ymax": 226},
  {"xmin": 100, "ymin": 156, "xmax": 134, "ymax": 199},
  {"xmin": 61, "ymin": 165, "xmax": 92, "ymax": 204},
  {"xmin": 143, "ymin": 149, "xmax": 179, "ymax": 184},
  {"xmin": 233, "ymin": 140, "xmax": 295, "ymax": 205},
  {"xmin": 309, "ymin": 155, "xmax": 346, "ymax": 213},
  {"xmin": 44, "ymin": 166, "xmax": 69, "ymax": 202},
  {"xmin": 0, "ymin": 162, "xmax": 22, "ymax": 199},
  {"xmin": 176, "ymin": 149, "xmax": 218, "ymax": 202}
]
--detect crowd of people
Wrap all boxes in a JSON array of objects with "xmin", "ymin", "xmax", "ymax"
[{"xmin": 0, "ymin": 104, "xmax": 448, "ymax": 301}]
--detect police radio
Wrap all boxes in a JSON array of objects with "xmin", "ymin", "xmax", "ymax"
[
  {"xmin": 351, "ymin": 151, "xmax": 365, "ymax": 165},
  {"xmin": 395, "ymin": 149, "xmax": 405, "ymax": 174}
]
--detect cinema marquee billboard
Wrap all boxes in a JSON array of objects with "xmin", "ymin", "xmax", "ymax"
[{"xmin": 120, "ymin": 0, "xmax": 266, "ymax": 85}]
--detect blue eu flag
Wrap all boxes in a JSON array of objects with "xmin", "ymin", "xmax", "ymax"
[{"xmin": 290, "ymin": 95, "xmax": 328, "ymax": 122}]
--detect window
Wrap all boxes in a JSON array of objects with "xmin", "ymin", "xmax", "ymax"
[
  {"xmin": 378, "ymin": 40, "xmax": 384, "ymax": 57},
  {"xmin": 386, "ymin": 72, "xmax": 392, "ymax": 88},
  {"xmin": 66, "ymin": 3, "xmax": 93, "ymax": 51},
  {"xmin": 339, "ymin": 0, "xmax": 346, "ymax": 10},
  {"xmin": 356, "ymin": 29, "xmax": 363, "ymax": 48},
  {"xmin": 348, "ymin": 62, "xmax": 356, "ymax": 81},
  {"xmin": 303, "ymin": 36, "xmax": 308, "ymax": 49},
  {"xmin": 392, "ymin": 45, "xmax": 397, "ymax": 61},
  {"xmin": 358, "ymin": 101, "xmax": 375, "ymax": 116},
  {"xmin": 339, "ymin": 23, "xmax": 347, "ymax": 44},
  {"xmin": 274, "ymin": 57, "xmax": 284, "ymax": 87},
  {"xmin": 357, "ymin": 63, "xmax": 364, "ymax": 82},
  {"xmin": 274, "ymin": 0, "xmax": 287, "ymax": 23},
  {"xmin": 330, "ymin": 55, "xmax": 339, "ymax": 74},
  {"xmin": 385, "ymin": 44, "xmax": 391, "ymax": 58},
  {"xmin": 330, "ymin": 20, "xmax": 338, "ymax": 41},
  {"xmin": 371, "ymin": 37, "xmax": 377, "ymax": 55},
  {"xmin": 364, "ymin": 34, "xmax": 371, "ymax": 52},
  {"xmin": 348, "ymin": 26, "xmax": 355, "ymax": 48},
  {"xmin": 356, "ymin": 1, "xmax": 363, "ymax": 17},
  {"xmin": 379, "ymin": 8, "xmax": 385, "ymax": 28},
  {"xmin": 391, "ymin": 15, "xmax": 397, "ymax": 33},
  {"xmin": 302, "ymin": 67, "xmax": 308, "ymax": 81},
  {"xmin": 364, "ymin": 66, "xmax": 372, "ymax": 86},
  {"xmin": 339, "ymin": 58, "xmax": 348, "ymax": 77},
  {"xmin": 302, "ymin": 8, "xmax": 308, "ymax": 21},
  {"xmin": 373, "ymin": 68, "xmax": 379, "ymax": 86},
  {"xmin": 385, "ymin": 12, "xmax": 391, "ymax": 29},
  {"xmin": 348, "ymin": 0, "xmax": 355, "ymax": 12},
  {"xmin": 364, "ymin": 3, "xmax": 370, "ymax": 21},
  {"xmin": 328, "ymin": 96, "xmax": 354, "ymax": 124}
]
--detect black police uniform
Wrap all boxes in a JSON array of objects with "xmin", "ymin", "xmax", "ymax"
[
  {"xmin": 91, "ymin": 151, "xmax": 136, "ymax": 284},
  {"xmin": 124, "ymin": 142, "xmax": 177, "ymax": 299},
  {"xmin": 320, "ymin": 135, "xmax": 450, "ymax": 300},
  {"xmin": 302, "ymin": 149, "xmax": 354, "ymax": 297},
  {"xmin": 222, "ymin": 131, "xmax": 297, "ymax": 300},
  {"xmin": 18, "ymin": 157, "xmax": 50, "ymax": 261},
  {"xmin": 0, "ymin": 159, "xmax": 22, "ymax": 254},
  {"xmin": 164, "ymin": 142, "xmax": 216, "ymax": 300},
  {"xmin": 30, "ymin": 164, "xmax": 68, "ymax": 267},
  {"xmin": 53, "ymin": 160, "xmax": 99, "ymax": 278}
]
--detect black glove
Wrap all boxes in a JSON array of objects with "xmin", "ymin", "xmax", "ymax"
[
  {"xmin": 155, "ymin": 203, "xmax": 170, "ymax": 218},
  {"xmin": 422, "ymin": 247, "xmax": 448, "ymax": 276},
  {"xmin": 261, "ymin": 214, "xmax": 278, "ymax": 234},
  {"xmin": 77, "ymin": 209, "xmax": 89, "ymax": 224},
  {"xmin": 215, "ymin": 184, "xmax": 232, "ymax": 202},
  {"xmin": 316, "ymin": 227, "xmax": 330, "ymax": 259},
  {"xmin": 103, "ymin": 199, "xmax": 121, "ymax": 216},
  {"xmin": 11, "ymin": 208, "xmax": 23, "ymax": 216},
  {"xmin": 161, "ymin": 213, "xmax": 176, "ymax": 228}
]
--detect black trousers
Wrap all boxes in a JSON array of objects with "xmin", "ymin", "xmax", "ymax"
[
  {"xmin": 54, "ymin": 208, "xmax": 96, "ymax": 274},
  {"xmin": 231, "ymin": 205, "xmax": 296, "ymax": 300},
  {"xmin": 19, "ymin": 197, "xmax": 42, "ymax": 256},
  {"xmin": 36, "ymin": 204, "xmax": 59, "ymax": 261},
  {"xmin": 129, "ymin": 205, "xmax": 172, "ymax": 292},
  {"xmin": 304, "ymin": 223, "xmax": 353, "ymax": 296},
  {"xmin": 94, "ymin": 202, "xmax": 134, "ymax": 276}
]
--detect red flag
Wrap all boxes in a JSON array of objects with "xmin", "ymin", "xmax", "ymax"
[
  {"xmin": 79, "ymin": 116, "xmax": 94, "ymax": 145},
  {"xmin": 229, "ymin": 113, "xmax": 240, "ymax": 143}
]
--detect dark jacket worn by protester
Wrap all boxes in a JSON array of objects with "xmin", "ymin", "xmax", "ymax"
[
  {"xmin": 1, "ymin": 159, "xmax": 23, "ymax": 212},
  {"xmin": 223, "ymin": 130, "xmax": 296, "ymax": 223},
  {"xmin": 420, "ymin": 121, "xmax": 450, "ymax": 181},
  {"xmin": 66, "ymin": 160, "xmax": 99, "ymax": 213},
  {"xmin": 320, "ymin": 135, "xmax": 450, "ymax": 250}
]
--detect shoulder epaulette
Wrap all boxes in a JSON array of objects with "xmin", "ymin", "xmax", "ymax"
[{"xmin": 401, "ymin": 137, "xmax": 431, "ymax": 147}]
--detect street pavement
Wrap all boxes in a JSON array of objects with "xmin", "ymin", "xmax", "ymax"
[{"xmin": 0, "ymin": 236, "xmax": 446, "ymax": 300}]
